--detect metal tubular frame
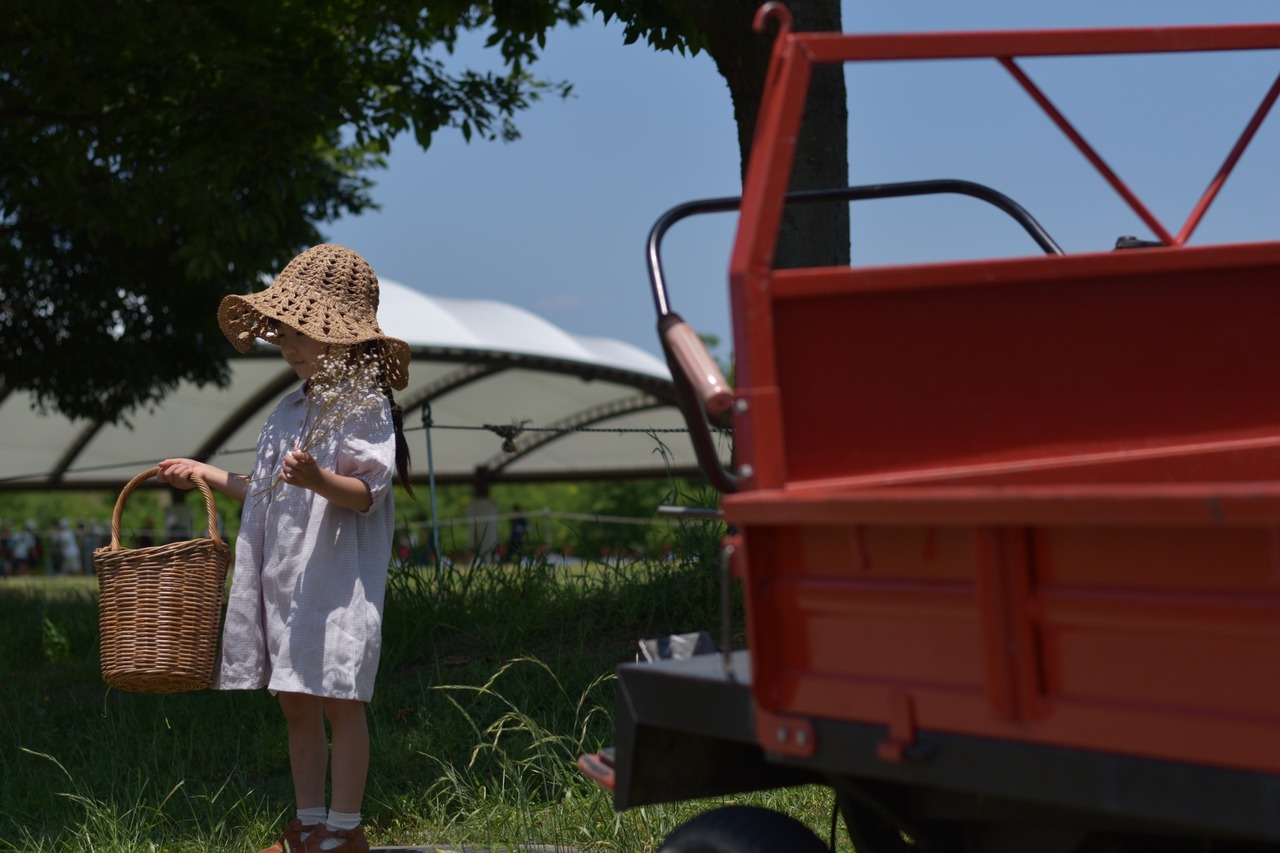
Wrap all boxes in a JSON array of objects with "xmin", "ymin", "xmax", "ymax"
[{"xmin": 648, "ymin": 179, "xmax": 1064, "ymax": 494}]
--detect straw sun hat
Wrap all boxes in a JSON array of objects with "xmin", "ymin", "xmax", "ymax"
[{"xmin": 218, "ymin": 244, "xmax": 411, "ymax": 390}]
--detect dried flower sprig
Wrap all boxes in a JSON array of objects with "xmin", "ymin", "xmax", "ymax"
[{"xmin": 251, "ymin": 345, "xmax": 384, "ymax": 501}]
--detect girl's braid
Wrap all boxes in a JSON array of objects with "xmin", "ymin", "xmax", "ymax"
[{"xmin": 370, "ymin": 341, "xmax": 415, "ymax": 499}]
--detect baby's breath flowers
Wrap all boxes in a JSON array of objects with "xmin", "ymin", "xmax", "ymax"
[
  {"xmin": 297, "ymin": 346, "xmax": 383, "ymax": 452},
  {"xmin": 252, "ymin": 345, "xmax": 384, "ymax": 500}
]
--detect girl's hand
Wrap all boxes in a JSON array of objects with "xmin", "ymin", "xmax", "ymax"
[
  {"xmin": 156, "ymin": 458, "xmax": 205, "ymax": 490},
  {"xmin": 281, "ymin": 449, "xmax": 321, "ymax": 491},
  {"xmin": 280, "ymin": 449, "xmax": 371, "ymax": 512},
  {"xmin": 156, "ymin": 459, "xmax": 247, "ymax": 503}
]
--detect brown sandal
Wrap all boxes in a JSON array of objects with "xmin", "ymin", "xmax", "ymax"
[
  {"xmin": 257, "ymin": 819, "xmax": 320, "ymax": 853},
  {"xmin": 303, "ymin": 823, "xmax": 368, "ymax": 853}
]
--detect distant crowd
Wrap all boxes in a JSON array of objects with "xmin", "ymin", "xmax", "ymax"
[{"xmin": 0, "ymin": 518, "xmax": 169, "ymax": 577}]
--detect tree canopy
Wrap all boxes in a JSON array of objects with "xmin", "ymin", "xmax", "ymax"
[
  {"xmin": 1, "ymin": 0, "xmax": 842, "ymax": 425},
  {"xmin": 1, "ymin": 0, "xmax": 582, "ymax": 422}
]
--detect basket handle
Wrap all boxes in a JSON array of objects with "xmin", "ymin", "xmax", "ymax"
[{"xmin": 107, "ymin": 466, "xmax": 224, "ymax": 551}]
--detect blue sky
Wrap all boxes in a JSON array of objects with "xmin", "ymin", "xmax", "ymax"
[{"xmin": 324, "ymin": 1, "xmax": 1280, "ymax": 364}]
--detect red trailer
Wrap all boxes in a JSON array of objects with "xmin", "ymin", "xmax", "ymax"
[{"xmin": 580, "ymin": 6, "xmax": 1280, "ymax": 850}]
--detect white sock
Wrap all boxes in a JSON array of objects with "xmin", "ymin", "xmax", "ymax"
[
  {"xmin": 320, "ymin": 810, "xmax": 361, "ymax": 850},
  {"xmin": 297, "ymin": 807, "xmax": 327, "ymax": 825},
  {"xmin": 296, "ymin": 806, "xmax": 327, "ymax": 840}
]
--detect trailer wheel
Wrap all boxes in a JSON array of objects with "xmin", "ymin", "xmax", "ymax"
[{"xmin": 658, "ymin": 805, "xmax": 829, "ymax": 852}]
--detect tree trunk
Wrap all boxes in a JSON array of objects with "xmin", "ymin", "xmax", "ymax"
[{"xmin": 672, "ymin": 0, "xmax": 849, "ymax": 268}]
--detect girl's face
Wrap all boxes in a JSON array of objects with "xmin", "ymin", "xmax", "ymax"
[{"xmin": 277, "ymin": 324, "xmax": 328, "ymax": 381}]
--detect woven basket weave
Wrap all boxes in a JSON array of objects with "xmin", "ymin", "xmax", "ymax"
[{"xmin": 95, "ymin": 466, "xmax": 231, "ymax": 693}]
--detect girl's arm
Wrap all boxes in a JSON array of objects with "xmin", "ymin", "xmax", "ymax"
[
  {"xmin": 281, "ymin": 449, "xmax": 372, "ymax": 513},
  {"xmin": 157, "ymin": 458, "xmax": 250, "ymax": 504}
]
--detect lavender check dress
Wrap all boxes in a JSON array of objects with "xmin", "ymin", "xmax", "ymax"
[{"xmin": 215, "ymin": 386, "xmax": 396, "ymax": 701}]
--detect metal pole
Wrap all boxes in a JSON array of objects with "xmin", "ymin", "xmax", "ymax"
[{"xmin": 420, "ymin": 402, "xmax": 443, "ymax": 595}]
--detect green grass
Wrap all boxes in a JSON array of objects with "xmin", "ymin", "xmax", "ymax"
[{"xmin": 0, "ymin": 551, "xmax": 851, "ymax": 852}]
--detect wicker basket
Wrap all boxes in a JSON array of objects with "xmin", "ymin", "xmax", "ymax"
[{"xmin": 95, "ymin": 466, "xmax": 231, "ymax": 693}]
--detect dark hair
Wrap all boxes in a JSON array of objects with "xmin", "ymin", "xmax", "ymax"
[
  {"xmin": 388, "ymin": 396, "xmax": 415, "ymax": 499},
  {"xmin": 369, "ymin": 342, "xmax": 415, "ymax": 499}
]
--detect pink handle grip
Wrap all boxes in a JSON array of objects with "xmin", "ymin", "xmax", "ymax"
[{"xmin": 664, "ymin": 320, "xmax": 734, "ymax": 416}]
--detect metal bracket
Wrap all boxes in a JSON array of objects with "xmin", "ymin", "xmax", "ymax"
[
  {"xmin": 877, "ymin": 690, "xmax": 928, "ymax": 763},
  {"xmin": 756, "ymin": 706, "xmax": 817, "ymax": 758}
]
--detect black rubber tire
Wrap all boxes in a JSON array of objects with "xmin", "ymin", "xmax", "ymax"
[{"xmin": 658, "ymin": 805, "xmax": 830, "ymax": 853}]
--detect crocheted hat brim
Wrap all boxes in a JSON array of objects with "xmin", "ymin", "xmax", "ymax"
[{"xmin": 217, "ymin": 244, "xmax": 410, "ymax": 391}]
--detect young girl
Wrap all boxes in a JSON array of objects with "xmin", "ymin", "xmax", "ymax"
[{"xmin": 158, "ymin": 244, "xmax": 413, "ymax": 853}]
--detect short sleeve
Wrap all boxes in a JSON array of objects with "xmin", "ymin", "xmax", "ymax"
[{"xmin": 336, "ymin": 398, "xmax": 397, "ymax": 510}]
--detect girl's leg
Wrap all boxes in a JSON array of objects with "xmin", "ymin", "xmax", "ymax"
[
  {"xmin": 321, "ymin": 697, "xmax": 369, "ymax": 813},
  {"xmin": 278, "ymin": 691, "xmax": 328, "ymax": 810}
]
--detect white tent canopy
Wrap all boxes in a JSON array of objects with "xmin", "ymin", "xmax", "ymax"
[{"xmin": 0, "ymin": 279, "xmax": 729, "ymax": 492}]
